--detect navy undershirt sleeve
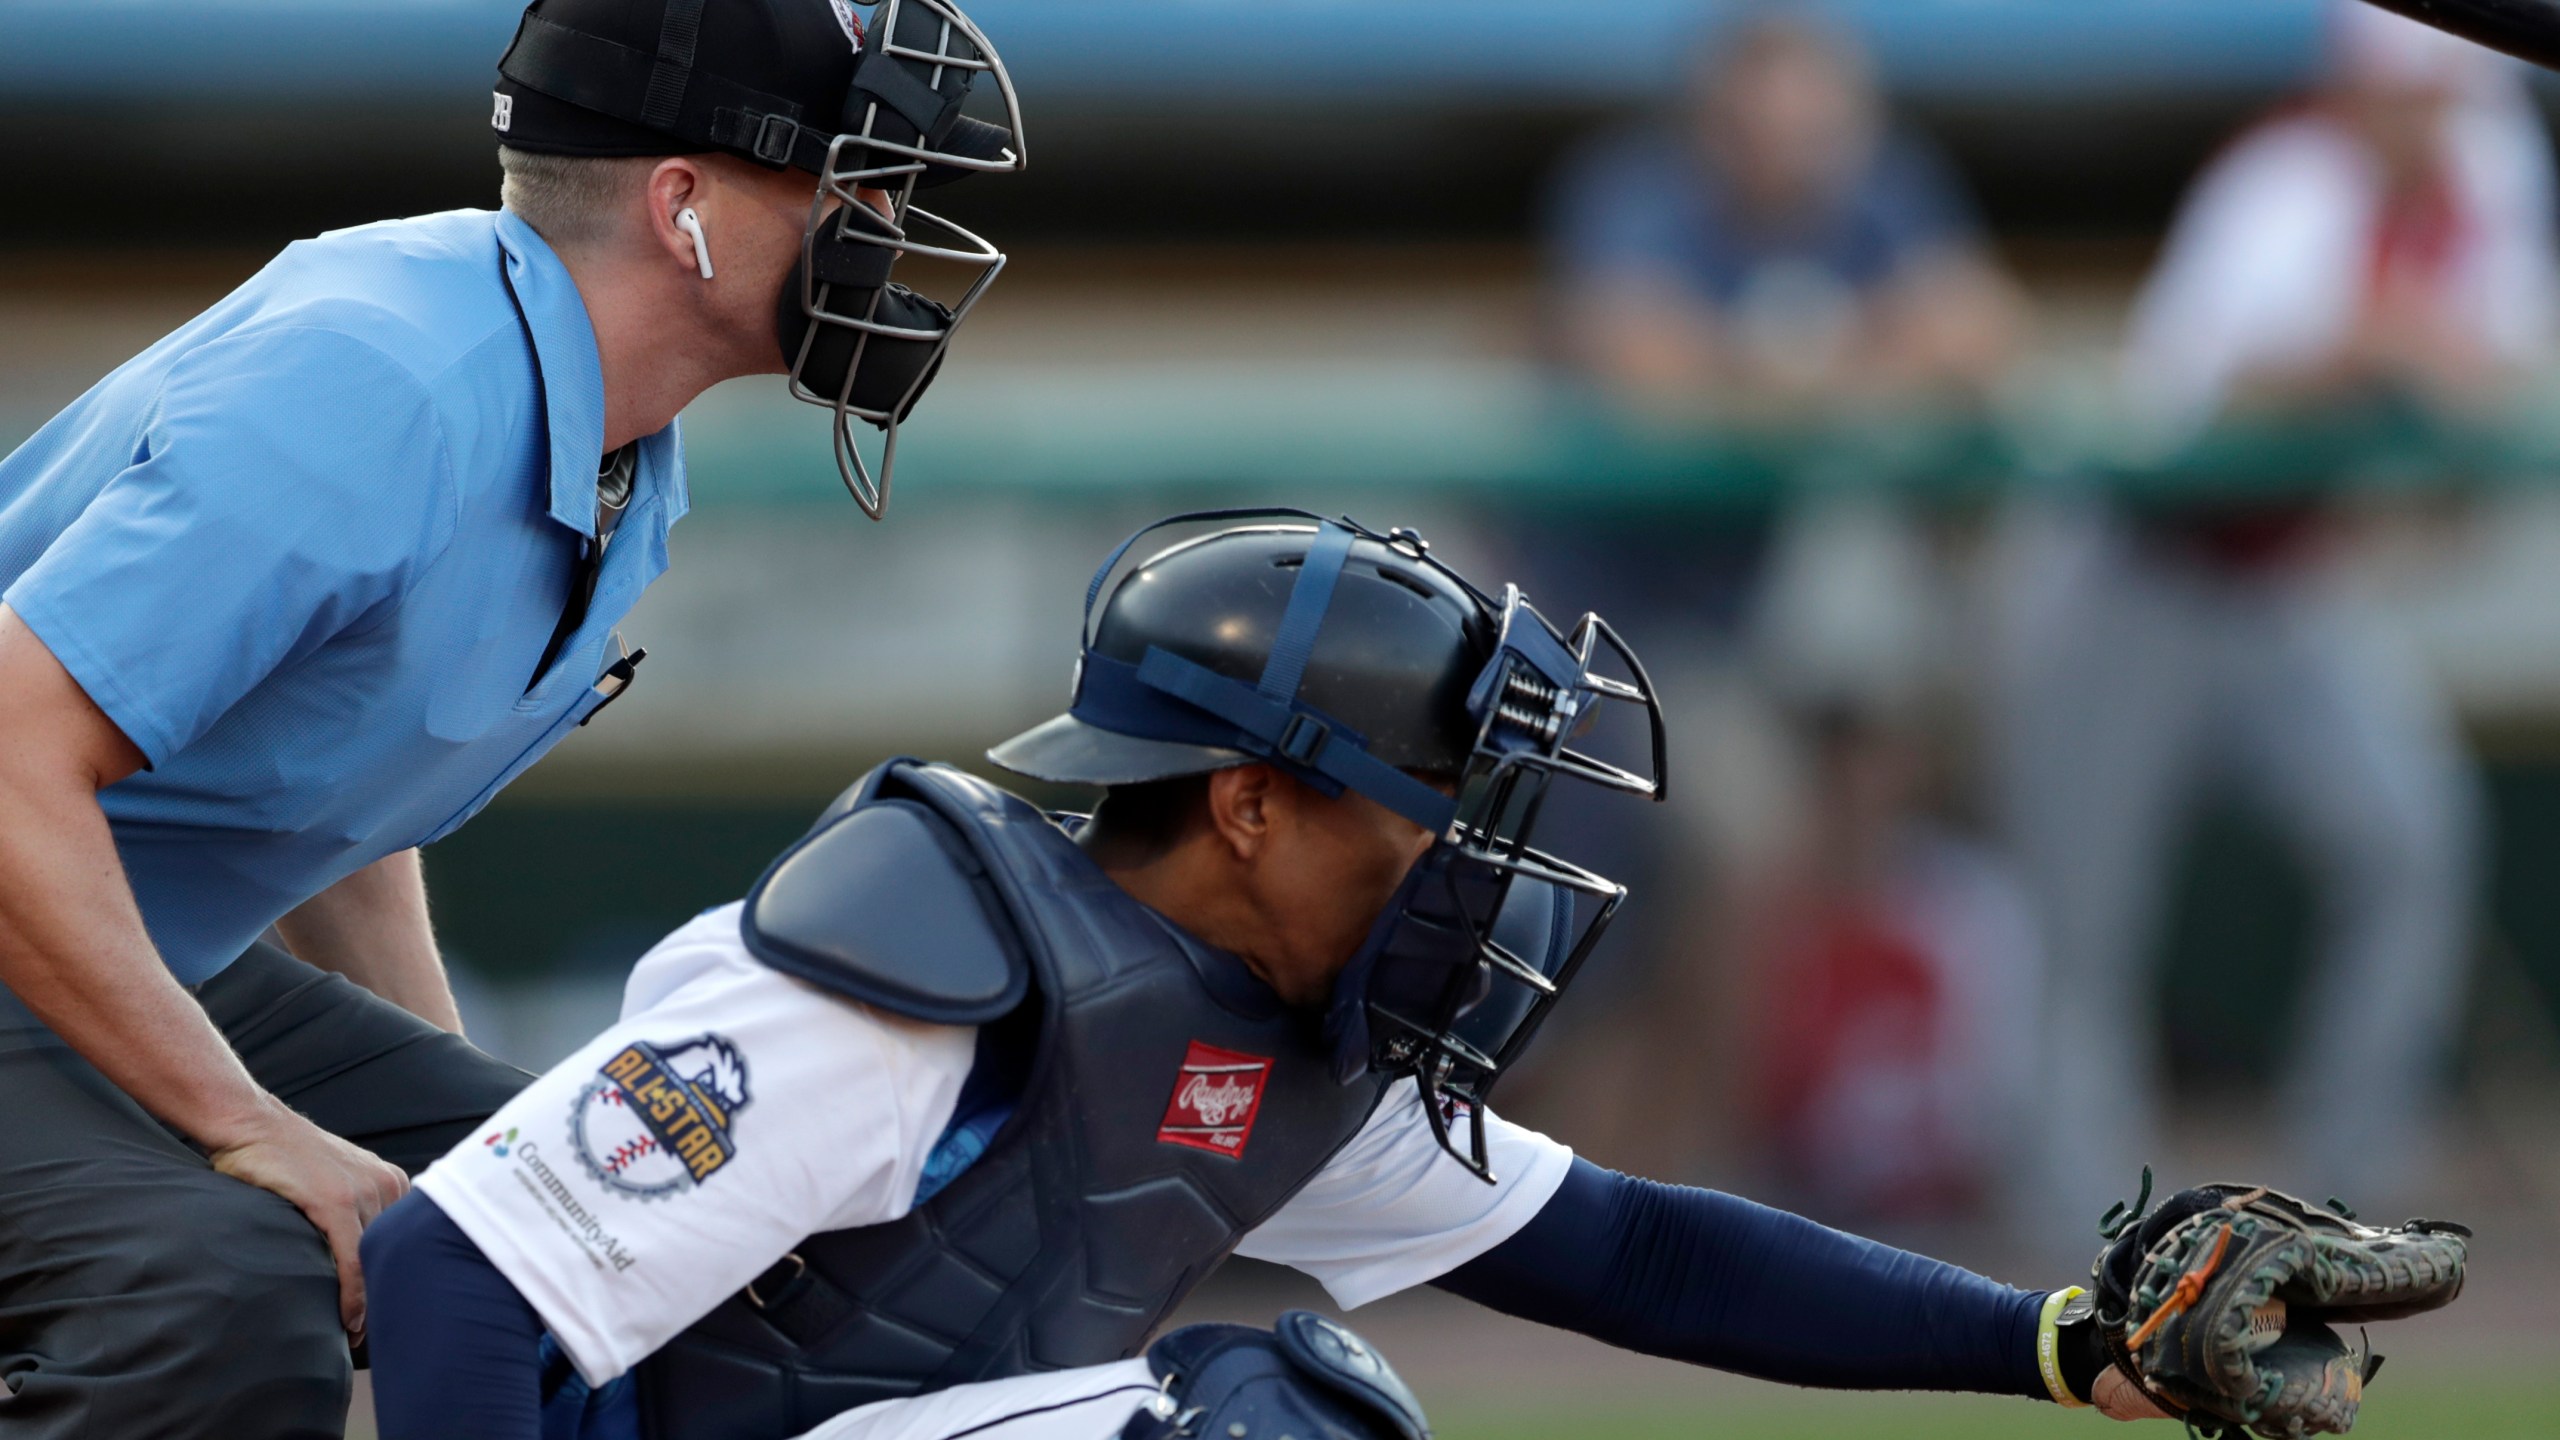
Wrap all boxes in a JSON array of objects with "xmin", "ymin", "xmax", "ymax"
[
  {"xmin": 1436, "ymin": 1158, "xmax": 2050, "ymax": 1398},
  {"xmin": 363, "ymin": 1191, "xmax": 547, "ymax": 1440}
]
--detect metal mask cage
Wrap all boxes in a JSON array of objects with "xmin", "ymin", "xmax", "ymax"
[
  {"xmin": 832, "ymin": 0, "xmax": 1027, "ymax": 188},
  {"xmin": 780, "ymin": 0, "xmax": 1026, "ymax": 520},
  {"xmin": 1363, "ymin": 596, "xmax": 1669, "ymax": 1181}
]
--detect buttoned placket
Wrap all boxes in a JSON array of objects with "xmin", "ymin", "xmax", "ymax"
[{"xmin": 529, "ymin": 443, "xmax": 636, "ymax": 689}]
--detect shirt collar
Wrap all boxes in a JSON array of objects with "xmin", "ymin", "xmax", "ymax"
[
  {"xmin": 498, "ymin": 209, "xmax": 668, "ymax": 539},
  {"xmin": 638, "ymin": 421, "xmax": 691, "ymax": 526}
]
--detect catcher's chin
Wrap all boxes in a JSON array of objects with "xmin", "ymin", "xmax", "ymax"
[{"xmin": 2094, "ymin": 1369, "xmax": 2175, "ymax": 1423}]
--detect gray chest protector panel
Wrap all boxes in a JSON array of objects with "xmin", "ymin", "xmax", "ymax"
[{"xmin": 637, "ymin": 761, "xmax": 1392, "ymax": 1440}]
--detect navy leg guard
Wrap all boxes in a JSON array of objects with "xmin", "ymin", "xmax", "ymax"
[{"xmin": 1123, "ymin": 1312, "xmax": 1430, "ymax": 1440}]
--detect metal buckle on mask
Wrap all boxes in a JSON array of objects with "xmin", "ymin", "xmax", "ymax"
[{"xmin": 778, "ymin": 0, "xmax": 1026, "ymax": 520}]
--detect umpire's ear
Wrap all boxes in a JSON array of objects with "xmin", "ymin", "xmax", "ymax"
[{"xmin": 641, "ymin": 157, "xmax": 715, "ymax": 275}]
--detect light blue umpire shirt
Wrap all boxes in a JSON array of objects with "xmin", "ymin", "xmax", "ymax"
[{"xmin": 0, "ymin": 208, "xmax": 685, "ymax": 987}]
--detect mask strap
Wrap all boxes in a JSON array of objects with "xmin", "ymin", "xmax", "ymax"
[
  {"xmin": 1130, "ymin": 649, "xmax": 1456, "ymax": 834},
  {"xmin": 642, "ymin": 0, "xmax": 709, "ymax": 130},
  {"xmin": 1257, "ymin": 522, "xmax": 1354, "ymax": 700}
]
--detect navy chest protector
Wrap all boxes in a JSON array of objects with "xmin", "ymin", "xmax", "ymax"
[{"xmin": 635, "ymin": 761, "xmax": 1391, "ymax": 1440}]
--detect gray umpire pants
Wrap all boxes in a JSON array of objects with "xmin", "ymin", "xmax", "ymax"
[
  {"xmin": 0, "ymin": 944, "xmax": 532, "ymax": 1438},
  {"xmin": 1990, "ymin": 507, "xmax": 2479, "ymax": 1255}
]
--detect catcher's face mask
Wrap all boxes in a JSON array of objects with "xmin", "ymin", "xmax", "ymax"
[
  {"xmin": 1320, "ymin": 587, "xmax": 1666, "ymax": 1182},
  {"xmin": 777, "ymin": 0, "xmax": 1023, "ymax": 519},
  {"xmin": 1034, "ymin": 509, "xmax": 1668, "ymax": 1182}
]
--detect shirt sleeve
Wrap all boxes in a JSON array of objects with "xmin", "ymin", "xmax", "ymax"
[
  {"xmin": 1232, "ymin": 1079, "xmax": 1574, "ymax": 1310},
  {"xmin": 1, "ymin": 325, "xmax": 457, "ymax": 765},
  {"xmin": 2451, "ymin": 94, "xmax": 2560, "ymax": 366},
  {"xmin": 414, "ymin": 914, "xmax": 976, "ymax": 1387},
  {"xmin": 2119, "ymin": 123, "xmax": 2362, "ymax": 434}
]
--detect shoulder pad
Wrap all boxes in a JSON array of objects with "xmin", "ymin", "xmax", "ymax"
[{"xmin": 742, "ymin": 797, "xmax": 1031, "ymax": 1025}]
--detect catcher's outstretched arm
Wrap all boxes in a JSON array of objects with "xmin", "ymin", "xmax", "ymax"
[
  {"xmin": 1435, "ymin": 1158, "xmax": 2053, "ymax": 1398},
  {"xmin": 2358, "ymin": 0, "xmax": 2560, "ymax": 70}
]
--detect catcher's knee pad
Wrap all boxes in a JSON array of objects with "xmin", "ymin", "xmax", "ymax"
[{"xmin": 1121, "ymin": 1311, "xmax": 1429, "ymax": 1440}]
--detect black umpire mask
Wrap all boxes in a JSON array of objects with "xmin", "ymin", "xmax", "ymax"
[
  {"xmin": 777, "ymin": 198, "xmax": 959, "ymax": 428},
  {"xmin": 494, "ymin": 0, "xmax": 1024, "ymax": 520}
]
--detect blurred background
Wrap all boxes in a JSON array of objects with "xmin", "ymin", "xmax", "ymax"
[{"xmin": 8, "ymin": 0, "xmax": 2560, "ymax": 1434}]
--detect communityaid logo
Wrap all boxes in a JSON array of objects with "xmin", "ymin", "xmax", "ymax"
[
  {"xmin": 498, "ymin": 1136, "xmax": 638, "ymax": 1273},
  {"xmin": 484, "ymin": 1126, "xmax": 520, "ymax": 1158},
  {"xmin": 1157, "ymin": 1041, "xmax": 1271, "ymax": 1158},
  {"xmin": 570, "ymin": 1034, "xmax": 752, "ymax": 1201}
]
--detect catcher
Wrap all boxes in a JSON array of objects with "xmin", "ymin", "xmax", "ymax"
[{"xmin": 361, "ymin": 512, "xmax": 2466, "ymax": 1440}]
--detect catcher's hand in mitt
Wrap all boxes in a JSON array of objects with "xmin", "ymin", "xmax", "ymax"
[{"xmin": 2054, "ymin": 1170, "xmax": 2469, "ymax": 1437}]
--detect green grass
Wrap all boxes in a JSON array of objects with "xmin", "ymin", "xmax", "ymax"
[{"xmin": 1434, "ymin": 1375, "xmax": 2560, "ymax": 1439}]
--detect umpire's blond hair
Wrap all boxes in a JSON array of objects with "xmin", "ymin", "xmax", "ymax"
[{"xmin": 497, "ymin": 146, "xmax": 655, "ymax": 249}]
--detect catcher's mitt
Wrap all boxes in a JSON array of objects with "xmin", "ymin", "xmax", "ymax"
[{"xmin": 2080, "ymin": 1170, "xmax": 2469, "ymax": 1438}]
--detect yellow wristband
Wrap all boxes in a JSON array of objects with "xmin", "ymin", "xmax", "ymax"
[{"xmin": 2039, "ymin": 1287, "xmax": 2091, "ymax": 1408}]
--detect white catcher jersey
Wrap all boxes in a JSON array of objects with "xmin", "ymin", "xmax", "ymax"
[{"xmin": 415, "ymin": 903, "xmax": 1573, "ymax": 1387}]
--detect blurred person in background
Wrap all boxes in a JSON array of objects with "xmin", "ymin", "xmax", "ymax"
[
  {"xmin": 1992, "ymin": 1, "xmax": 2555, "ymax": 1251},
  {"xmin": 1741, "ymin": 702, "xmax": 2043, "ymax": 1221},
  {"xmin": 1736, "ymin": 500, "xmax": 2044, "ymax": 1224},
  {"xmin": 1513, "ymin": 5, "xmax": 2025, "ymax": 1176},
  {"xmin": 1551, "ymin": 6, "xmax": 2020, "ymax": 417}
]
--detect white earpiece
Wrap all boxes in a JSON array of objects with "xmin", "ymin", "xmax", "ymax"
[{"xmin": 673, "ymin": 207, "xmax": 714, "ymax": 280}]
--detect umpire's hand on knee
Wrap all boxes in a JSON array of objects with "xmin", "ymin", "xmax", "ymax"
[{"xmin": 207, "ymin": 1099, "xmax": 409, "ymax": 1342}]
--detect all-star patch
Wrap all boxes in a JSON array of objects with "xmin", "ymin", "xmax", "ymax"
[
  {"xmin": 571, "ymin": 1034, "xmax": 752, "ymax": 1200},
  {"xmin": 1157, "ymin": 1041, "xmax": 1271, "ymax": 1158}
]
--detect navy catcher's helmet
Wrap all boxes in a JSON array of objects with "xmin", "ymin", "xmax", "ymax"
[{"xmin": 991, "ymin": 510, "xmax": 1669, "ymax": 1181}]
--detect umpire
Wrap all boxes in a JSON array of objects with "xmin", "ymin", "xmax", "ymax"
[{"xmin": 0, "ymin": 1, "xmax": 1020, "ymax": 1434}]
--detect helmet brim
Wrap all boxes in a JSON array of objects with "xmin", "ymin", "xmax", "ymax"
[{"xmin": 986, "ymin": 715, "xmax": 1249, "ymax": 788}]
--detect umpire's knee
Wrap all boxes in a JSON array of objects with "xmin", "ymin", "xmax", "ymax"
[{"xmin": 146, "ymin": 1173, "xmax": 352, "ymax": 1438}]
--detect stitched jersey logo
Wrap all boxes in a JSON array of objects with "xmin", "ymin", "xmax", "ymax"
[
  {"xmin": 1157, "ymin": 1041, "xmax": 1271, "ymax": 1158},
  {"xmin": 570, "ymin": 1034, "xmax": 751, "ymax": 1201}
]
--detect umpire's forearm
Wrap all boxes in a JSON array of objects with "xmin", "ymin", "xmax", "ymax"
[
  {"xmin": 0, "ymin": 751, "xmax": 278, "ymax": 1152},
  {"xmin": 277, "ymin": 848, "xmax": 465, "ymax": 1033}
]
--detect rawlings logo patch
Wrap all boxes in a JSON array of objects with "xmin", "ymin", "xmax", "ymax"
[
  {"xmin": 1157, "ymin": 1041, "xmax": 1270, "ymax": 1158},
  {"xmin": 571, "ymin": 1034, "xmax": 751, "ymax": 1201}
]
